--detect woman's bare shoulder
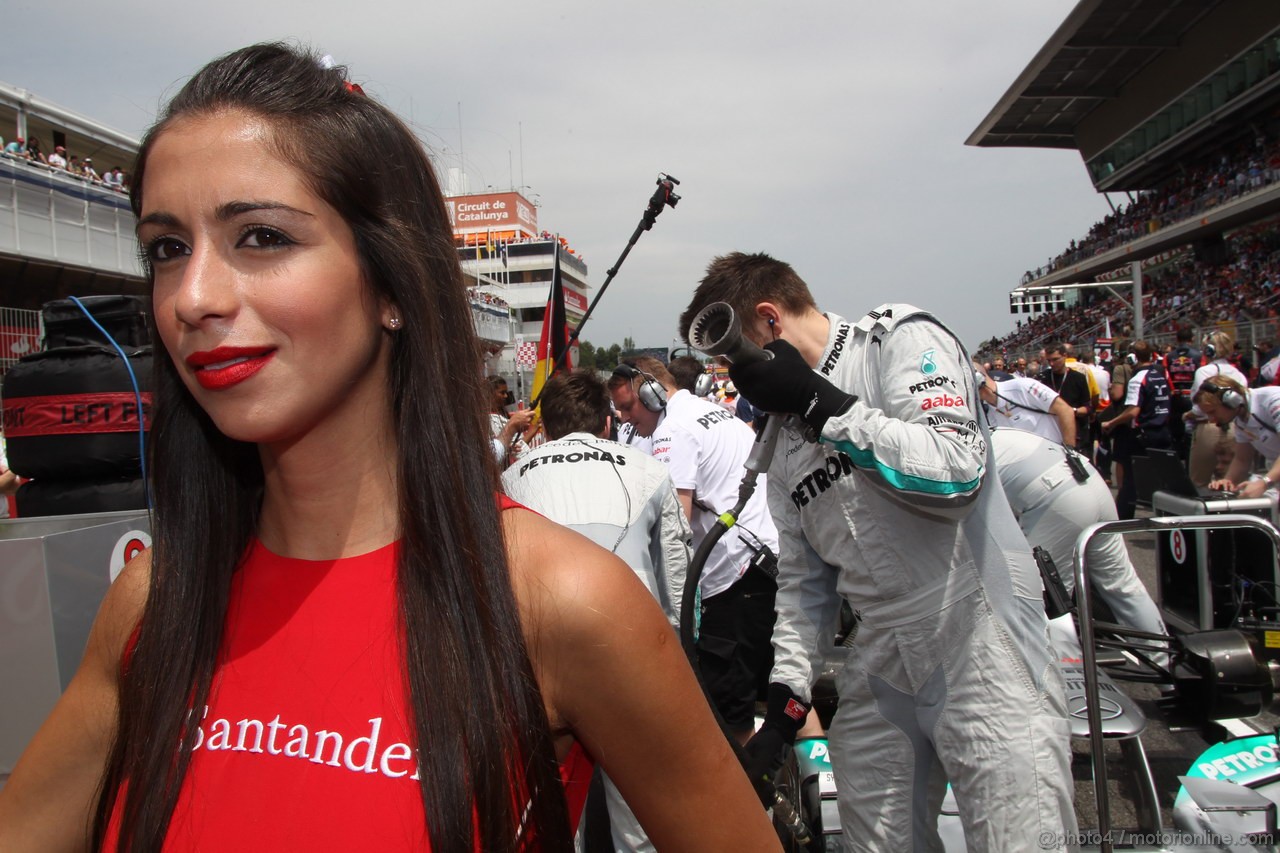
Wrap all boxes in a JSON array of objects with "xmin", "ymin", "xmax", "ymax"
[
  {"xmin": 501, "ymin": 507, "xmax": 652, "ymax": 631},
  {"xmin": 95, "ymin": 547, "xmax": 152, "ymax": 667},
  {"xmin": 498, "ymin": 509, "xmax": 780, "ymax": 851},
  {"xmin": 501, "ymin": 507, "xmax": 681, "ymax": 709}
]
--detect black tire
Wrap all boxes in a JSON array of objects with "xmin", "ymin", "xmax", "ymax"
[
  {"xmin": 15, "ymin": 476, "xmax": 147, "ymax": 517},
  {"xmin": 2, "ymin": 346, "xmax": 152, "ymax": 479},
  {"xmin": 41, "ymin": 295, "xmax": 151, "ymax": 349}
]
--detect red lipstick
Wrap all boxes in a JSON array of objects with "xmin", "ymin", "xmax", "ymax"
[{"xmin": 186, "ymin": 346, "xmax": 275, "ymax": 390}]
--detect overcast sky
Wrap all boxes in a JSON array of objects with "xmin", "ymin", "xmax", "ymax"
[{"xmin": 0, "ymin": 0, "xmax": 1116, "ymax": 353}]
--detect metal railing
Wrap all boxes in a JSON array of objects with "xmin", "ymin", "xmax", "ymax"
[
  {"xmin": 0, "ymin": 307, "xmax": 41, "ymax": 378},
  {"xmin": 1073, "ymin": 513, "xmax": 1280, "ymax": 853}
]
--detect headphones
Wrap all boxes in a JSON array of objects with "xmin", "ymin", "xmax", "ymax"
[
  {"xmin": 1201, "ymin": 380, "xmax": 1246, "ymax": 411},
  {"xmin": 613, "ymin": 363, "xmax": 668, "ymax": 412},
  {"xmin": 1125, "ymin": 352, "xmax": 1138, "ymax": 366},
  {"xmin": 1202, "ymin": 332, "xmax": 1230, "ymax": 361}
]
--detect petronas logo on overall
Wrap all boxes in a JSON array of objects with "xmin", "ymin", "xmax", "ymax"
[{"xmin": 920, "ymin": 350, "xmax": 937, "ymax": 375}]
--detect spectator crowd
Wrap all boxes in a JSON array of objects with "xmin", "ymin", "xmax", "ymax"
[
  {"xmin": 1, "ymin": 133, "xmax": 130, "ymax": 193},
  {"xmin": 1022, "ymin": 113, "xmax": 1280, "ymax": 284},
  {"xmin": 984, "ymin": 219, "xmax": 1280, "ymax": 363}
]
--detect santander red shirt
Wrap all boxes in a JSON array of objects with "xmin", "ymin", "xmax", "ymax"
[{"xmin": 105, "ymin": 496, "xmax": 590, "ymax": 851}]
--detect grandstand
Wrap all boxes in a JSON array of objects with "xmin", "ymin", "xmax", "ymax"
[
  {"xmin": 450, "ymin": 190, "xmax": 591, "ymax": 387},
  {"xmin": 0, "ymin": 84, "xmax": 144, "ymax": 373},
  {"xmin": 968, "ymin": 0, "xmax": 1280, "ymax": 361}
]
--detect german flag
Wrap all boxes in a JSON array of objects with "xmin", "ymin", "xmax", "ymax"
[{"xmin": 530, "ymin": 242, "xmax": 572, "ymax": 408}]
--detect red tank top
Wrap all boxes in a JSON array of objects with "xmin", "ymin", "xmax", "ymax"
[{"xmin": 104, "ymin": 497, "xmax": 592, "ymax": 850}]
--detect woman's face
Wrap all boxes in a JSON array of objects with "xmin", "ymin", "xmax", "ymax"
[{"xmin": 138, "ymin": 110, "xmax": 393, "ymax": 447}]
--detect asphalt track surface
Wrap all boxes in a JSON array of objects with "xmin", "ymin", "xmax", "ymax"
[{"xmin": 1071, "ymin": 507, "xmax": 1280, "ymax": 834}]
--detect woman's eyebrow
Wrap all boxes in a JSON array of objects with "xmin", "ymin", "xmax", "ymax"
[
  {"xmin": 136, "ymin": 210, "xmax": 180, "ymax": 230},
  {"xmin": 137, "ymin": 201, "xmax": 314, "ymax": 233},
  {"xmin": 216, "ymin": 200, "xmax": 313, "ymax": 221}
]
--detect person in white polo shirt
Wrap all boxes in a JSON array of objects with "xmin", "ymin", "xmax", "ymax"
[
  {"xmin": 1185, "ymin": 330, "xmax": 1249, "ymax": 486},
  {"xmin": 607, "ymin": 356, "xmax": 780, "ymax": 745},
  {"xmin": 1195, "ymin": 375, "xmax": 1280, "ymax": 498},
  {"xmin": 976, "ymin": 364, "xmax": 1076, "ymax": 445}
]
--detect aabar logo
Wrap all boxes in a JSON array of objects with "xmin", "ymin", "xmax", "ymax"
[{"xmin": 920, "ymin": 394, "xmax": 964, "ymax": 411}]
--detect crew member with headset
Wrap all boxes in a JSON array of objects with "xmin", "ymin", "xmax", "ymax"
[
  {"xmin": 974, "ymin": 363, "xmax": 1076, "ymax": 445},
  {"xmin": 614, "ymin": 414, "xmax": 652, "ymax": 454},
  {"xmin": 501, "ymin": 369, "xmax": 693, "ymax": 853},
  {"xmin": 1103, "ymin": 340, "xmax": 1172, "ymax": 519},
  {"xmin": 606, "ymin": 356, "xmax": 780, "ymax": 747},
  {"xmin": 1184, "ymin": 330, "xmax": 1249, "ymax": 487},
  {"xmin": 666, "ymin": 354, "xmax": 715, "ymax": 401},
  {"xmin": 1194, "ymin": 374, "xmax": 1280, "ymax": 498}
]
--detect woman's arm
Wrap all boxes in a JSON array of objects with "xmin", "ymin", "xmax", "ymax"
[
  {"xmin": 0, "ymin": 550, "xmax": 150, "ymax": 852},
  {"xmin": 507, "ymin": 511, "xmax": 780, "ymax": 853}
]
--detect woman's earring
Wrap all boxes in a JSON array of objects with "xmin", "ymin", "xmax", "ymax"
[{"xmin": 387, "ymin": 316, "xmax": 402, "ymax": 330}]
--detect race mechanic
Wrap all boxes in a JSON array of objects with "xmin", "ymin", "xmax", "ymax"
[
  {"xmin": 975, "ymin": 364, "xmax": 1076, "ymax": 445},
  {"xmin": 1195, "ymin": 375, "xmax": 1280, "ymax": 499},
  {"xmin": 1102, "ymin": 341, "xmax": 1172, "ymax": 520},
  {"xmin": 607, "ymin": 357, "xmax": 781, "ymax": 747},
  {"xmin": 679, "ymin": 252, "xmax": 1076, "ymax": 852},
  {"xmin": 990, "ymin": 427, "xmax": 1169, "ymax": 647},
  {"xmin": 1184, "ymin": 330, "xmax": 1248, "ymax": 487}
]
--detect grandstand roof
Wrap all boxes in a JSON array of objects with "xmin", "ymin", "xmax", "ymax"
[
  {"xmin": 967, "ymin": 0, "xmax": 1219, "ymax": 149},
  {"xmin": 967, "ymin": 0, "xmax": 1280, "ymax": 190}
]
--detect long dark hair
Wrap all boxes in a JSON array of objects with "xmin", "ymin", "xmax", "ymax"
[{"xmin": 95, "ymin": 43, "xmax": 570, "ymax": 851}]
